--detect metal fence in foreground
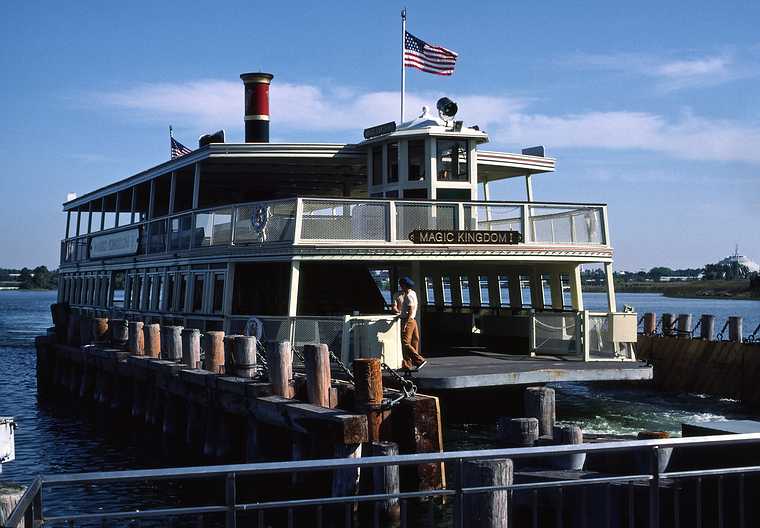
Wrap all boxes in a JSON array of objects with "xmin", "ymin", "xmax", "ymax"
[{"xmin": 6, "ymin": 432, "xmax": 760, "ymax": 528}]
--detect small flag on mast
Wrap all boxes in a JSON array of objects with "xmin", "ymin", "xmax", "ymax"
[
  {"xmin": 169, "ymin": 126, "xmax": 193, "ymax": 159},
  {"xmin": 404, "ymin": 31, "xmax": 458, "ymax": 76}
]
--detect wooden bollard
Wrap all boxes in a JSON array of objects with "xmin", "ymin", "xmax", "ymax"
[
  {"xmin": 729, "ymin": 316, "xmax": 743, "ymax": 343},
  {"xmin": 700, "ymin": 314, "xmax": 716, "ymax": 341},
  {"xmin": 181, "ymin": 328, "xmax": 201, "ymax": 368},
  {"xmin": 497, "ymin": 417, "xmax": 539, "ymax": 447},
  {"xmin": 223, "ymin": 335, "xmax": 240, "ymax": 375},
  {"xmin": 232, "ymin": 336, "xmax": 257, "ymax": 378},
  {"xmin": 79, "ymin": 314, "xmax": 93, "ymax": 345},
  {"xmin": 92, "ymin": 317, "xmax": 109, "ymax": 343},
  {"xmin": 371, "ymin": 441, "xmax": 401, "ymax": 522},
  {"xmin": 551, "ymin": 424, "xmax": 585, "ymax": 470},
  {"xmin": 0, "ymin": 483, "xmax": 27, "ymax": 527},
  {"xmin": 110, "ymin": 319, "xmax": 129, "ymax": 346},
  {"xmin": 353, "ymin": 358, "xmax": 384, "ymax": 442},
  {"xmin": 203, "ymin": 331, "xmax": 225, "ymax": 373},
  {"xmin": 462, "ymin": 459, "xmax": 512, "ymax": 528},
  {"xmin": 331, "ymin": 443, "xmax": 363, "ymax": 500},
  {"xmin": 524, "ymin": 386, "xmax": 555, "ymax": 438},
  {"xmin": 265, "ymin": 341, "xmax": 294, "ymax": 398},
  {"xmin": 161, "ymin": 325, "xmax": 183, "ymax": 361},
  {"xmin": 128, "ymin": 321, "xmax": 145, "ymax": 356},
  {"xmin": 677, "ymin": 314, "xmax": 692, "ymax": 338},
  {"xmin": 51, "ymin": 302, "xmax": 69, "ymax": 343},
  {"xmin": 67, "ymin": 311, "xmax": 81, "ymax": 346},
  {"xmin": 643, "ymin": 312, "xmax": 657, "ymax": 335},
  {"xmin": 662, "ymin": 313, "xmax": 676, "ymax": 337},
  {"xmin": 303, "ymin": 344, "xmax": 331, "ymax": 407},
  {"xmin": 143, "ymin": 324, "xmax": 161, "ymax": 358}
]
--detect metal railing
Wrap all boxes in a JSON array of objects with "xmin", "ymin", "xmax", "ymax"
[
  {"xmin": 60, "ymin": 197, "xmax": 610, "ymax": 264},
  {"xmin": 7, "ymin": 432, "xmax": 760, "ymax": 528}
]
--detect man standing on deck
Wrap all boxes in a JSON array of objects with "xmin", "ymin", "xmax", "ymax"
[{"xmin": 393, "ymin": 277, "xmax": 426, "ymax": 371}]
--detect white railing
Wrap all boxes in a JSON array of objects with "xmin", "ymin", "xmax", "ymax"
[{"xmin": 529, "ymin": 311, "xmax": 637, "ymax": 361}]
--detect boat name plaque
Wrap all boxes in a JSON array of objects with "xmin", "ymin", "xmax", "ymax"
[
  {"xmin": 90, "ymin": 228, "xmax": 140, "ymax": 258},
  {"xmin": 409, "ymin": 230, "xmax": 522, "ymax": 245}
]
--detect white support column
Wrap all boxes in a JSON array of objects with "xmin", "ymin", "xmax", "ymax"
[
  {"xmin": 525, "ymin": 174, "xmax": 534, "ymax": 202},
  {"xmin": 604, "ymin": 262, "xmax": 617, "ymax": 313},
  {"xmin": 192, "ymin": 163, "xmax": 201, "ymax": 210},
  {"xmin": 469, "ymin": 141, "xmax": 478, "ymax": 200},
  {"xmin": 550, "ymin": 270, "xmax": 564, "ymax": 310},
  {"xmin": 427, "ymin": 137, "xmax": 436, "ymax": 199},
  {"xmin": 288, "ymin": 260, "xmax": 301, "ymax": 317},
  {"xmin": 388, "ymin": 200, "xmax": 397, "ymax": 243},
  {"xmin": 570, "ymin": 265, "xmax": 584, "ymax": 311}
]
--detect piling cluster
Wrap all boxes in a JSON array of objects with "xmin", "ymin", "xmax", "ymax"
[{"xmin": 641, "ymin": 312, "xmax": 754, "ymax": 342}]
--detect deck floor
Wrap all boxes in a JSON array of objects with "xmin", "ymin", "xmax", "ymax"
[{"xmin": 406, "ymin": 351, "xmax": 653, "ymax": 390}]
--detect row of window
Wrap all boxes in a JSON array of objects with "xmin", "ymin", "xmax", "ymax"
[{"xmin": 369, "ymin": 139, "xmax": 469, "ymax": 187}]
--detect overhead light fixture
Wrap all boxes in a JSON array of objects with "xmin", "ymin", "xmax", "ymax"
[
  {"xmin": 436, "ymin": 97, "xmax": 458, "ymax": 124},
  {"xmin": 198, "ymin": 130, "xmax": 226, "ymax": 148}
]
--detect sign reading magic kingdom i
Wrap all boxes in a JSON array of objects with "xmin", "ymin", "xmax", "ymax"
[{"xmin": 409, "ymin": 230, "xmax": 522, "ymax": 245}]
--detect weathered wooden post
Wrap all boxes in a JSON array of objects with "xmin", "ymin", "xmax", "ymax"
[
  {"xmin": 181, "ymin": 328, "xmax": 201, "ymax": 368},
  {"xmin": 729, "ymin": 316, "xmax": 743, "ymax": 343},
  {"xmin": 662, "ymin": 313, "xmax": 676, "ymax": 337},
  {"xmin": 266, "ymin": 342, "xmax": 294, "ymax": 398},
  {"xmin": 331, "ymin": 443, "xmax": 363, "ymax": 502},
  {"xmin": 66, "ymin": 311, "xmax": 81, "ymax": 347},
  {"xmin": 110, "ymin": 319, "xmax": 129, "ymax": 347},
  {"xmin": 232, "ymin": 336, "xmax": 257, "ymax": 378},
  {"xmin": 303, "ymin": 344, "xmax": 331, "ymax": 407},
  {"xmin": 677, "ymin": 314, "xmax": 692, "ymax": 338},
  {"xmin": 0, "ymin": 484, "xmax": 25, "ymax": 527},
  {"xmin": 143, "ymin": 324, "xmax": 161, "ymax": 359},
  {"xmin": 643, "ymin": 312, "xmax": 657, "ymax": 335},
  {"xmin": 551, "ymin": 424, "xmax": 585, "ymax": 470},
  {"xmin": 92, "ymin": 317, "xmax": 109, "ymax": 343},
  {"xmin": 223, "ymin": 334, "xmax": 240, "ymax": 375},
  {"xmin": 128, "ymin": 321, "xmax": 145, "ymax": 356},
  {"xmin": 700, "ymin": 314, "xmax": 716, "ymax": 341},
  {"xmin": 203, "ymin": 331, "xmax": 225, "ymax": 373},
  {"xmin": 497, "ymin": 417, "xmax": 539, "ymax": 447},
  {"xmin": 462, "ymin": 458, "xmax": 513, "ymax": 528},
  {"xmin": 354, "ymin": 358, "xmax": 384, "ymax": 442},
  {"xmin": 524, "ymin": 386, "xmax": 555, "ymax": 438},
  {"xmin": 161, "ymin": 326, "xmax": 183, "ymax": 361},
  {"xmin": 370, "ymin": 441, "xmax": 400, "ymax": 522}
]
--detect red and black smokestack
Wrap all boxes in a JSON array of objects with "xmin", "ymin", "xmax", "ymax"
[{"xmin": 240, "ymin": 72, "xmax": 273, "ymax": 143}]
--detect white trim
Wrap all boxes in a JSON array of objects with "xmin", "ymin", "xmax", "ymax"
[{"xmin": 288, "ymin": 260, "xmax": 300, "ymax": 317}]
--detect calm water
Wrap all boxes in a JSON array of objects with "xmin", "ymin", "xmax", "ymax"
[{"xmin": 0, "ymin": 290, "xmax": 758, "ymax": 501}]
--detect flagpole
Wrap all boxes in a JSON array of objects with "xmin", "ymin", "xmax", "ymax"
[
  {"xmin": 400, "ymin": 8, "xmax": 406, "ymax": 124},
  {"xmin": 169, "ymin": 125, "xmax": 173, "ymax": 159}
]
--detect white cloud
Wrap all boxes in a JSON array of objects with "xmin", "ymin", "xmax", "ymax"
[{"xmin": 91, "ymin": 79, "xmax": 760, "ymax": 165}]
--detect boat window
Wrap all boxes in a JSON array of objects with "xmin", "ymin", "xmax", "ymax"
[
  {"xmin": 173, "ymin": 167, "xmax": 194, "ymax": 213},
  {"xmin": 146, "ymin": 275, "xmax": 155, "ymax": 311},
  {"xmin": 155, "ymin": 275, "xmax": 164, "ymax": 311},
  {"xmin": 459, "ymin": 276, "xmax": 470, "ymax": 306},
  {"xmin": 111, "ymin": 272, "xmax": 125, "ymax": 308},
  {"xmin": 498, "ymin": 275, "xmax": 511, "ymax": 307},
  {"xmin": 478, "ymin": 275, "xmax": 490, "ymax": 306},
  {"xmin": 369, "ymin": 269, "xmax": 392, "ymax": 307},
  {"xmin": 194, "ymin": 213, "xmax": 212, "ymax": 247},
  {"xmin": 103, "ymin": 193, "xmax": 117, "ymax": 230},
  {"xmin": 421, "ymin": 276, "xmax": 435, "ymax": 305},
  {"xmin": 541, "ymin": 274, "xmax": 553, "ymax": 308},
  {"xmin": 148, "ymin": 220, "xmax": 167, "ymax": 254},
  {"xmin": 212, "ymin": 209, "xmax": 233, "ymax": 245},
  {"xmin": 177, "ymin": 274, "xmax": 188, "ymax": 312},
  {"xmin": 116, "ymin": 189, "xmax": 133, "ymax": 226},
  {"xmin": 402, "ymin": 188, "xmax": 428, "ymax": 199},
  {"xmin": 561, "ymin": 274, "xmax": 573, "ymax": 309},
  {"xmin": 89, "ymin": 199, "xmax": 103, "ymax": 233},
  {"xmin": 520, "ymin": 274, "xmax": 533, "ymax": 308},
  {"xmin": 212, "ymin": 273, "xmax": 225, "ymax": 313},
  {"xmin": 191, "ymin": 274, "xmax": 205, "ymax": 312},
  {"xmin": 371, "ymin": 146, "xmax": 382, "ymax": 185},
  {"xmin": 169, "ymin": 214, "xmax": 192, "ymax": 251},
  {"xmin": 441, "ymin": 276, "xmax": 453, "ymax": 305},
  {"xmin": 152, "ymin": 174, "xmax": 172, "ymax": 218},
  {"xmin": 387, "ymin": 143, "xmax": 399, "ymax": 183},
  {"xmin": 165, "ymin": 273, "xmax": 175, "ymax": 311},
  {"xmin": 134, "ymin": 181, "xmax": 150, "ymax": 222},
  {"xmin": 408, "ymin": 140, "xmax": 426, "ymax": 181},
  {"xmin": 67, "ymin": 211, "xmax": 78, "ymax": 239},
  {"xmin": 436, "ymin": 139, "xmax": 468, "ymax": 181}
]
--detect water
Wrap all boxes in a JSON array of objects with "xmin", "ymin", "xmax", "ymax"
[{"xmin": 0, "ymin": 290, "xmax": 758, "ymax": 514}]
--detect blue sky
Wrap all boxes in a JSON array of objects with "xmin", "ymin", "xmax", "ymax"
[{"xmin": 1, "ymin": 1, "xmax": 758, "ymax": 270}]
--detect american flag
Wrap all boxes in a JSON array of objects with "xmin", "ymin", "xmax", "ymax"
[
  {"xmin": 404, "ymin": 31, "xmax": 458, "ymax": 76},
  {"xmin": 170, "ymin": 136, "xmax": 192, "ymax": 159}
]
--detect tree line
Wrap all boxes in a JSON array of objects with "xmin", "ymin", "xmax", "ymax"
[{"xmin": 0, "ymin": 266, "xmax": 58, "ymax": 290}]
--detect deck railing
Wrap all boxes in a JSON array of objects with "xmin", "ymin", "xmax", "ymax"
[
  {"xmin": 61, "ymin": 197, "xmax": 609, "ymax": 264},
  {"xmin": 6, "ymin": 433, "xmax": 760, "ymax": 528}
]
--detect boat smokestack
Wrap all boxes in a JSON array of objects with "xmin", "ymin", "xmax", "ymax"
[{"xmin": 240, "ymin": 72, "xmax": 273, "ymax": 143}]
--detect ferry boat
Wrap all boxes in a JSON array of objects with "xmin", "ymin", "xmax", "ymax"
[{"xmin": 56, "ymin": 72, "xmax": 638, "ymax": 371}]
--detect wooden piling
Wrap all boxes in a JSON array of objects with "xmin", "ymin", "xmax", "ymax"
[
  {"xmin": 353, "ymin": 358, "xmax": 385, "ymax": 442},
  {"xmin": 729, "ymin": 316, "xmax": 743, "ymax": 343},
  {"xmin": 551, "ymin": 424, "xmax": 585, "ymax": 470},
  {"xmin": 51, "ymin": 302, "xmax": 69, "ymax": 344},
  {"xmin": 181, "ymin": 328, "xmax": 201, "ymax": 369},
  {"xmin": 523, "ymin": 386, "xmax": 555, "ymax": 438},
  {"xmin": 143, "ymin": 324, "xmax": 161, "ymax": 358},
  {"xmin": 0, "ymin": 483, "xmax": 26, "ymax": 527},
  {"xmin": 79, "ymin": 314, "xmax": 93, "ymax": 345},
  {"xmin": 223, "ymin": 334, "xmax": 240, "ymax": 375},
  {"xmin": 203, "ymin": 331, "xmax": 225, "ymax": 373},
  {"xmin": 232, "ymin": 336, "xmax": 257, "ymax": 378},
  {"xmin": 110, "ymin": 319, "xmax": 129, "ymax": 347},
  {"xmin": 266, "ymin": 342, "xmax": 294, "ymax": 398},
  {"xmin": 462, "ymin": 459, "xmax": 512, "ymax": 528},
  {"xmin": 128, "ymin": 321, "xmax": 145, "ymax": 356},
  {"xmin": 497, "ymin": 417, "xmax": 539, "ymax": 447},
  {"xmin": 700, "ymin": 314, "xmax": 716, "ymax": 341},
  {"xmin": 92, "ymin": 317, "xmax": 109, "ymax": 343},
  {"xmin": 66, "ymin": 311, "xmax": 80, "ymax": 347},
  {"xmin": 677, "ymin": 314, "xmax": 692, "ymax": 338},
  {"xmin": 643, "ymin": 312, "xmax": 657, "ymax": 335},
  {"xmin": 161, "ymin": 326, "xmax": 183, "ymax": 361},
  {"xmin": 662, "ymin": 313, "xmax": 676, "ymax": 337},
  {"xmin": 331, "ymin": 443, "xmax": 362, "ymax": 499},
  {"xmin": 370, "ymin": 441, "xmax": 400, "ymax": 522},
  {"xmin": 303, "ymin": 344, "xmax": 331, "ymax": 407}
]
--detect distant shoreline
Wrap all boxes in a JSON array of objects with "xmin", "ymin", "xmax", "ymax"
[{"xmin": 586, "ymin": 280, "xmax": 760, "ymax": 301}]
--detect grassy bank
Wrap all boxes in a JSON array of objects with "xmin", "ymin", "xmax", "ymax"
[{"xmin": 586, "ymin": 280, "xmax": 760, "ymax": 300}]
